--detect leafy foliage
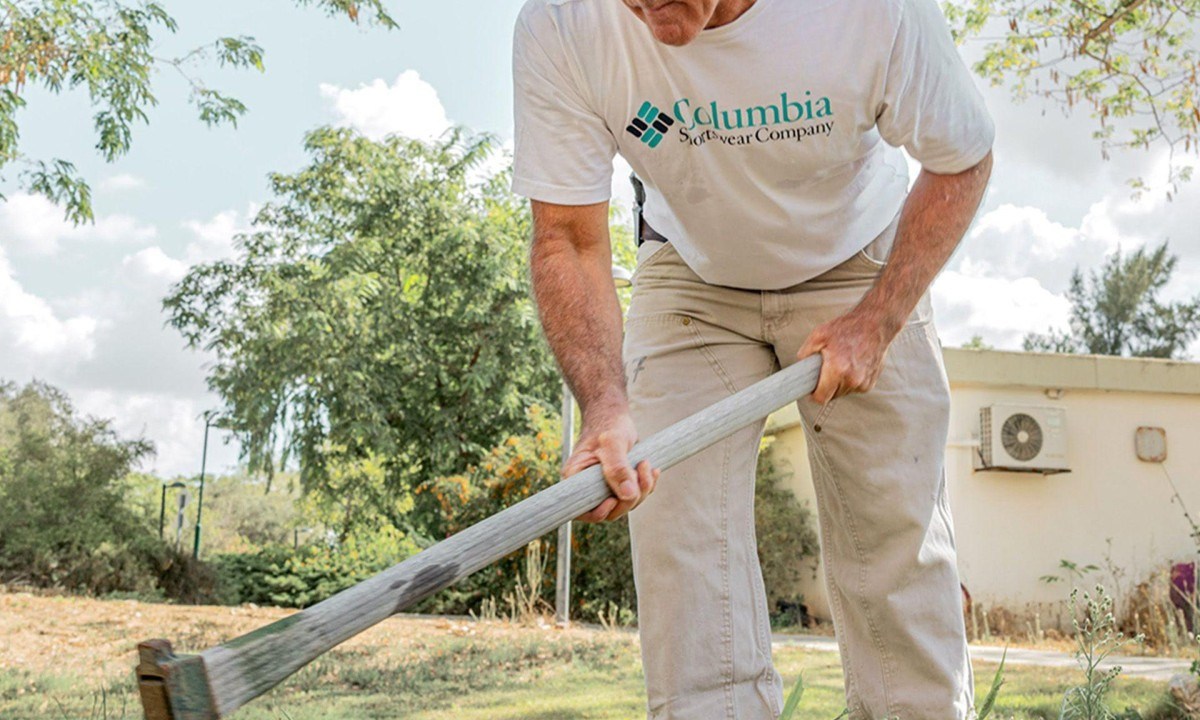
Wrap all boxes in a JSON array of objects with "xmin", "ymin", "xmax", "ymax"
[
  {"xmin": 0, "ymin": 380, "xmax": 159, "ymax": 593},
  {"xmin": 1024, "ymin": 242, "xmax": 1200, "ymax": 358},
  {"xmin": 121, "ymin": 471, "xmax": 310, "ymax": 556},
  {"xmin": 0, "ymin": 0, "xmax": 396, "ymax": 223},
  {"xmin": 421, "ymin": 407, "xmax": 821, "ymax": 626},
  {"xmin": 962, "ymin": 334, "xmax": 995, "ymax": 350},
  {"xmin": 946, "ymin": 0, "xmax": 1200, "ymax": 190},
  {"xmin": 166, "ymin": 129, "xmax": 562, "ymax": 541},
  {"xmin": 416, "ymin": 404, "xmax": 634, "ymax": 623},
  {"xmin": 215, "ymin": 526, "xmax": 418, "ymax": 608}
]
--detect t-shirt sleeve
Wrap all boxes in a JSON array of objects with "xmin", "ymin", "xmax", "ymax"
[
  {"xmin": 875, "ymin": 0, "xmax": 995, "ymax": 174},
  {"xmin": 511, "ymin": 8, "xmax": 616, "ymax": 205}
]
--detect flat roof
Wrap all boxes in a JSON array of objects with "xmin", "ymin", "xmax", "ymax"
[
  {"xmin": 944, "ymin": 348, "xmax": 1200, "ymax": 396},
  {"xmin": 766, "ymin": 349, "xmax": 1200, "ymax": 435}
]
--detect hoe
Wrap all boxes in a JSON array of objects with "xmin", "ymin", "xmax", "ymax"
[{"xmin": 135, "ymin": 355, "xmax": 822, "ymax": 719}]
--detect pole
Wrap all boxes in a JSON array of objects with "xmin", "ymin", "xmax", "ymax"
[
  {"xmin": 192, "ymin": 418, "xmax": 211, "ymax": 561},
  {"xmin": 554, "ymin": 385, "xmax": 575, "ymax": 626},
  {"xmin": 159, "ymin": 484, "xmax": 167, "ymax": 540}
]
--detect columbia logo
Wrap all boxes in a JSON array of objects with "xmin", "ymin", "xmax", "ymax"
[{"xmin": 626, "ymin": 101, "xmax": 674, "ymax": 148}]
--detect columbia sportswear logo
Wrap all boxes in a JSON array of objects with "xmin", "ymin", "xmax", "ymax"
[
  {"xmin": 626, "ymin": 92, "xmax": 836, "ymax": 150},
  {"xmin": 625, "ymin": 101, "xmax": 675, "ymax": 149}
]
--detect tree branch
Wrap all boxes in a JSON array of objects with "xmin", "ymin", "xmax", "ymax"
[{"xmin": 1080, "ymin": 0, "xmax": 1152, "ymax": 53}]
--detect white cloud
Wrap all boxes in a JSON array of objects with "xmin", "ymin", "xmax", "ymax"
[
  {"xmin": 180, "ymin": 205, "xmax": 256, "ymax": 265},
  {"xmin": 320, "ymin": 70, "xmax": 452, "ymax": 142},
  {"xmin": 73, "ymin": 389, "xmax": 240, "ymax": 477},
  {"xmin": 120, "ymin": 203, "xmax": 256, "ymax": 288},
  {"xmin": 0, "ymin": 197, "xmax": 257, "ymax": 475},
  {"xmin": 954, "ymin": 204, "xmax": 1105, "ymax": 294},
  {"xmin": 0, "ymin": 246, "xmax": 99, "ymax": 372},
  {"xmin": 0, "ymin": 192, "xmax": 157, "ymax": 256},
  {"xmin": 66, "ymin": 206, "xmax": 259, "ymax": 475},
  {"xmin": 123, "ymin": 246, "xmax": 189, "ymax": 284},
  {"xmin": 934, "ymin": 270, "xmax": 1072, "ymax": 349},
  {"xmin": 99, "ymin": 173, "xmax": 145, "ymax": 192},
  {"xmin": 934, "ymin": 152, "xmax": 1200, "ymax": 352}
]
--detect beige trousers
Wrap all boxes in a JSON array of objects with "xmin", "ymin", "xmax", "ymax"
[{"xmin": 623, "ymin": 221, "xmax": 974, "ymax": 720}]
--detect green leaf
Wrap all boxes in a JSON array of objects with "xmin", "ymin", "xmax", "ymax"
[
  {"xmin": 977, "ymin": 647, "xmax": 1006, "ymax": 720},
  {"xmin": 779, "ymin": 674, "xmax": 805, "ymax": 720}
]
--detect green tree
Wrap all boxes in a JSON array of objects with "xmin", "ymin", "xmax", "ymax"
[
  {"xmin": 1024, "ymin": 242, "xmax": 1200, "ymax": 358},
  {"xmin": 961, "ymin": 334, "xmax": 994, "ymax": 350},
  {"xmin": 0, "ymin": 379, "xmax": 158, "ymax": 593},
  {"xmin": 165, "ymin": 128, "xmax": 562, "ymax": 540},
  {"xmin": 946, "ymin": 0, "xmax": 1200, "ymax": 189},
  {"xmin": 124, "ymin": 470, "xmax": 308, "ymax": 555},
  {"xmin": 0, "ymin": 0, "xmax": 396, "ymax": 223}
]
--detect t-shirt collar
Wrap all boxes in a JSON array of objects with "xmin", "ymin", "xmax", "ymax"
[{"xmin": 692, "ymin": 0, "xmax": 775, "ymax": 44}]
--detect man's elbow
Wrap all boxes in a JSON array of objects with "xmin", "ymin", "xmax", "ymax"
[{"xmin": 530, "ymin": 200, "xmax": 610, "ymax": 262}]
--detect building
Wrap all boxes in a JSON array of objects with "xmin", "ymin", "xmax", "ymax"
[{"xmin": 765, "ymin": 348, "xmax": 1200, "ymax": 625}]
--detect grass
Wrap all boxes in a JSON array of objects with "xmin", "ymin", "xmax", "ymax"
[
  {"xmin": 0, "ymin": 629, "xmax": 1182, "ymax": 719},
  {"xmin": 0, "ymin": 590, "xmax": 1182, "ymax": 719}
]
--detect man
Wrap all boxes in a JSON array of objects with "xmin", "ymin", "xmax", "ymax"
[{"xmin": 511, "ymin": 0, "xmax": 994, "ymax": 717}]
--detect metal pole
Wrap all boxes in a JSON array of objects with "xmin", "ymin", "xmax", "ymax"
[
  {"xmin": 192, "ymin": 418, "xmax": 211, "ymax": 560},
  {"xmin": 554, "ymin": 384, "xmax": 575, "ymax": 626},
  {"xmin": 159, "ymin": 485, "xmax": 167, "ymax": 540}
]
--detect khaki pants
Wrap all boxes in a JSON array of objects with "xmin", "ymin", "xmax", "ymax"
[{"xmin": 623, "ymin": 220, "xmax": 974, "ymax": 720}]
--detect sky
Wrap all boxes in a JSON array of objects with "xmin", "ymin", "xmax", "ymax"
[{"xmin": 1, "ymin": 0, "xmax": 1197, "ymax": 478}]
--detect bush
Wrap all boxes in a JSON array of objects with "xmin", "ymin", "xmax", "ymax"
[
  {"xmin": 0, "ymin": 381, "xmax": 162, "ymax": 595},
  {"xmin": 215, "ymin": 526, "xmax": 418, "ymax": 608}
]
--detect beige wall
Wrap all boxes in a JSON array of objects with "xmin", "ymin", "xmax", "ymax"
[{"xmin": 765, "ymin": 349, "xmax": 1200, "ymax": 623}]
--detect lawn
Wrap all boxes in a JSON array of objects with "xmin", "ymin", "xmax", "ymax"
[{"xmin": 0, "ymin": 591, "xmax": 1183, "ymax": 719}]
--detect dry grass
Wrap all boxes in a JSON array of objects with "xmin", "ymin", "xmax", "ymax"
[{"xmin": 0, "ymin": 589, "xmax": 1180, "ymax": 719}]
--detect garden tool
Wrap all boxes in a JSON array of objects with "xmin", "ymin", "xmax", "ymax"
[{"xmin": 135, "ymin": 355, "xmax": 823, "ymax": 720}]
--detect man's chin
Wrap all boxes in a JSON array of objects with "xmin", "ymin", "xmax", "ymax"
[{"xmin": 646, "ymin": 19, "xmax": 702, "ymax": 46}]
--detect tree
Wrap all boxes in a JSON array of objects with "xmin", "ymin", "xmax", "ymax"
[
  {"xmin": 0, "ymin": 379, "xmax": 158, "ymax": 593},
  {"xmin": 0, "ymin": 0, "xmax": 396, "ymax": 223},
  {"xmin": 124, "ymin": 470, "xmax": 307, "ymax": 555},
  {"xmin": 1024, "ymin": 242, "xmax": 1200, "ymax": 358},
  {"xmin": 946, "ymin": 0, "xmax": 1199, "ymax": 190},
  {"xmin": 962, "ymin": 335, "xmax": 995, "ymax": 350},
  {"xmin": 165, "ymin": 128, "xmax": 562, "ymax": 540}
]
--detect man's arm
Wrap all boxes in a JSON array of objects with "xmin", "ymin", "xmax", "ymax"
[
  {"xmin": 799, "ymin": 151, "xmax": 993, "ymax": 403},
  {"xmin": 530, "ymin": 199, "xmax": 658, "ymax": 522}
]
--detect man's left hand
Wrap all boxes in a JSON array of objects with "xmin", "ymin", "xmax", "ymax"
[{"xmin": 797, "ymin": 309, "xmax": 902, "ymax": 405}]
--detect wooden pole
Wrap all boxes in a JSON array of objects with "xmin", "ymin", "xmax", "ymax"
[{"xmin": 136, "ymin": 356, "xmax": 822, "ymax": 720}]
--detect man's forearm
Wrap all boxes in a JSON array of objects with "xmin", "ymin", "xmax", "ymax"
[
  {"xmin": 530, "ymin": 215, "xmax": 628, "ymax": 423},
  {"xmin": 856, "ymin": 152, "xmax": 993, "ymax": 333}
]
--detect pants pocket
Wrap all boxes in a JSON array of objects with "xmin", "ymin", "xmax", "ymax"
[{"xmin": 631, "ymin": 240, "xmax": 674, "ymax": 284}]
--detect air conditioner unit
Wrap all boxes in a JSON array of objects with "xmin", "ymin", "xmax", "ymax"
[{"xmin": 977, "ymin": 404, "xmax": 1070, "ymax": 474}]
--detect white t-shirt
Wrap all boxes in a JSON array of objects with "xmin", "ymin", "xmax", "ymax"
[{"xmin": 511, "ymin": 0, "xmax": 995, "ymax": 290}]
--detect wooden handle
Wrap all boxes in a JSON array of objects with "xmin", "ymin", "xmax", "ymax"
[{"xmin": 137, "ymin": 356, "xmax": 822, "ymax": 719}]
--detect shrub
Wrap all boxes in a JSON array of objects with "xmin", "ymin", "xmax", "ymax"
[
  {"xmin": 0, "ymin": 381, "xmax": 161, "ymax": 595},
  {"xmin": 215, "ymin": 525, "xmax": 418, "ymax": 608}
]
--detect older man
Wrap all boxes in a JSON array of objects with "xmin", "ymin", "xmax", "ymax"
[{"xmin": 511, "ymin": 0, "xmax": 994, "ymax": 717}]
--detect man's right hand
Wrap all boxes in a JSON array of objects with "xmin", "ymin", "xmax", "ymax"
[{"xmin": 562, "ymin": 411, "xmax": 660, "ymax": 523}]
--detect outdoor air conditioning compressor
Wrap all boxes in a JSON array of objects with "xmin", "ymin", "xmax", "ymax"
[{"xmin": 976, "ymin": 404, "xmax": 1071, "ymax": 474}]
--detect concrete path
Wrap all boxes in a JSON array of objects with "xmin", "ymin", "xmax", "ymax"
[{"xmin": 771, "ymin": 634, "xmax": 1191, "ymax": 683}]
